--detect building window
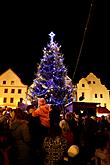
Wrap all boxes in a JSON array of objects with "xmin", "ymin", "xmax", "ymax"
[
  {"xmin": 18, "ymin": 89, "xmax": 22, "ymax": 94},
  {"xmin": 4, "ymin": 89, "xmax": 8, "ymax": 93},
  {"xmin": 10, "ymin": 98, "xmax": 14, "ymax": 103},
  {"xmin": 11, "ymin": 81, "xmax": 14, "ymax": 85},
  {"xmin": 100, "ymin": 94, "xmax": 103, "ymax": 98},
  {"xmin": 11, "ymin": 89, "xmax": 15, "ymax": 93},
  {"xmin": 3, "ymin": 97, "xmax": 7, "ymax": 103},
  {"xmin": 82, "ymin": 84, "xmax": 85, "ymax": 87},
  {"xmin": 88, "ymin": 81, "xmax": 91, "ymax": 84},
  {"xmin": 3, "ymin": 81, "xmax": 6, "ymax": 84},
  {"xmin": 93, "ymin": 81, "xmax": 95, "ymax": 84},
  {"xmin": 95, "ymin": 94, "xmax": 97, "ymax": 98}
]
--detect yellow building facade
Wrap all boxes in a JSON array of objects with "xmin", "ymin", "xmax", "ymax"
[
  {"xmin": 77, "ymin": 72, "xmax": 110, "ymax": 111},
  {"xmin": 0, "ymin": 68, "xmax": 28, "ymax": 109}
]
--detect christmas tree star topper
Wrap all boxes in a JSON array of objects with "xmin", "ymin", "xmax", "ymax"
[{"xmin": 49, "ymin": 32, "xmax": 55, "ymax": 43}]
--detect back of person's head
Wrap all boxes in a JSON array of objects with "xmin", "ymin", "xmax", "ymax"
[
  {"xmin": 68, "ymin": 145, "xmax": 79, "ymax": 158},
  {"xmin": 26, "ymin": 105, "xmax": 35, "ymax": 114},
  {"xmin": 49, "ymin": 123, "xmax": 62, "ymax": 137},
  {"xmin": 59, "ymin": 119, "xmax": 70, "ymax": 133},
  {"xmin": 38, "ymin": 98, "xmax": 46, "ymax": 107},
  {"xmin": 65, "ymin": 112, "xmax": 71, "ymax": 121},
  {"xmin": 0, "ymin": 150, "xmax": 4, "ymax": 165},
  {"xmin": 96, "ymin": 131, "xmax": 108, "ymax": 149},
  {"xmin": 50, "ymin": 104, "xmax": 61, "ymax": 126},
  {"xmin": 15, "ymin": 108, "xmax": 25, "ymax": 120}
]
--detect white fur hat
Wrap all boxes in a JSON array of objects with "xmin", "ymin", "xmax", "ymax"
[
  {"xmin": 68, "ymin": 145, "xmax": 79, "ymax": 157},
  {"xmin": 59, "ymin": 119, "xmax": 70, "ymax": 131}
]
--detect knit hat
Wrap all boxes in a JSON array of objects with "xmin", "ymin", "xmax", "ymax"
[
  {"xmin": 38, "ymin": 98, "xmax": 46, "ymax": 106},
  {"xmin": 68, "ymin": 145, "xmax": 79, "ymax": 157}
]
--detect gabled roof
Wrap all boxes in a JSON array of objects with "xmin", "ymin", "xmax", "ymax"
[
  {"xmin": 0, "ymin": 68, "xmax": 26, "ymax": 86},
  {"xmin": 0, "ymin": 68, "xmax": 20, "ymax": 79}
]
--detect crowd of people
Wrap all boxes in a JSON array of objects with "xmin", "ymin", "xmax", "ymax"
[{"xmin": 0, "ymin": 98, "xmax": 110, "ymax": 165}]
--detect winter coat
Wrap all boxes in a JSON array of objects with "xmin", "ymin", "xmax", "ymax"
[
  {"xmin": 59, "ymin": 119, "xmax": 74, "ymax": 146},
  {"xmin": 43, "ymin": 135, "xmax": 68, "ymax": 165},
  {"xmin": 32, "ymin": 104, "xmax": 51, "ymax": 128},
  {"xmin": 10, "ymin": 119, "xmax": 31, "ymax": 165}
]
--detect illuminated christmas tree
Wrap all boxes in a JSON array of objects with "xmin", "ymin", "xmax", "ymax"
[{"xmin": 27, "ymin": 32, "xmax": 73, "ymax": 106}]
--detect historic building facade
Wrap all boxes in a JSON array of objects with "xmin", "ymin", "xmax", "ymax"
[
  {"xmin": 0, "ymin": 69, "xmax": 109, "ymax": 111},
  {"xmin": 0, "ymin": 68, "xmax": 28, "ymax": 108},
  {"xmin": 77, "ymin": 72, "xmax": 110, "ymax": 111}
]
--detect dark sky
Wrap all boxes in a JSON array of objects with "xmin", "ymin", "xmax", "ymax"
[{"xmin": 0, "ymin": 0, "xmax": 110, "ymax": 89}]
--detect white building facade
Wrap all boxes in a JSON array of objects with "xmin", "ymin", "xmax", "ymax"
[
  {"xmin": 77, "ymin": 72, "xmax": 110, "ymax": 111},
  {"xmin": 0, "ymin": 68, "xmax": 28, "ymax": 109}
]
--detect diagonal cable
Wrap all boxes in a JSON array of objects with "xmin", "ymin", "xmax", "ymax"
[{"xmin": 72, "ymin": 0, "xmax": 94, "ymax": 82}]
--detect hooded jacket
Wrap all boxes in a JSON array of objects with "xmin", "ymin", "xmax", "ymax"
[{"xmin": 32, "ymin": 98, "xmax": 51, "ymax": 128}]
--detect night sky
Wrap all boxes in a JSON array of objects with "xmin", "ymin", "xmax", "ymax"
[{"xmin": 0, "ymin": 0, "xmax": 110, "ymax": 89}]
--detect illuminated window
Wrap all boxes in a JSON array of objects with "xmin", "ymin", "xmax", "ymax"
[
  {"xmin": 18, "ymin": 89, "xmax": 22, "ymax": 94},
  {"xmin": 3, "ymin": 97, "xmax": 7, "ymax": 103},
  {"xmin": 11, "ymin": 89, "xmax": 15, "ymax": 93},
  {"xmin": 3, "ymin": 81, "xmax": 6, "ymax": 84},
  {"xmin": 4, "ymin": 89, "xmax": 8, "ymax": 93},
  {"xmin": 10, "ymin": 98, "xmax": 14, "ymax": 103}
]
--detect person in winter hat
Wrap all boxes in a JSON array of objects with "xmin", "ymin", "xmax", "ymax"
[
  {"xmin": 32, "ymin": 98, "xmax": 51, "ymax": 128},
  {"xmin": 37, "ymin": 98, "xmax": 46, "ymax": 107},
  {"xmin": 10, "ymin": 108, "xmax": 31, "ymax": 165},
  {"xmin": 59, "ymin": 119, "xmax": 74, "ymax": 146},
  {"xmin": 32, "ymin": 98, "xmax": 51, "ymax": 143},
  {"xmin": 68, "ymin": 145, "xmax": 79, "ymax": 158}
]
